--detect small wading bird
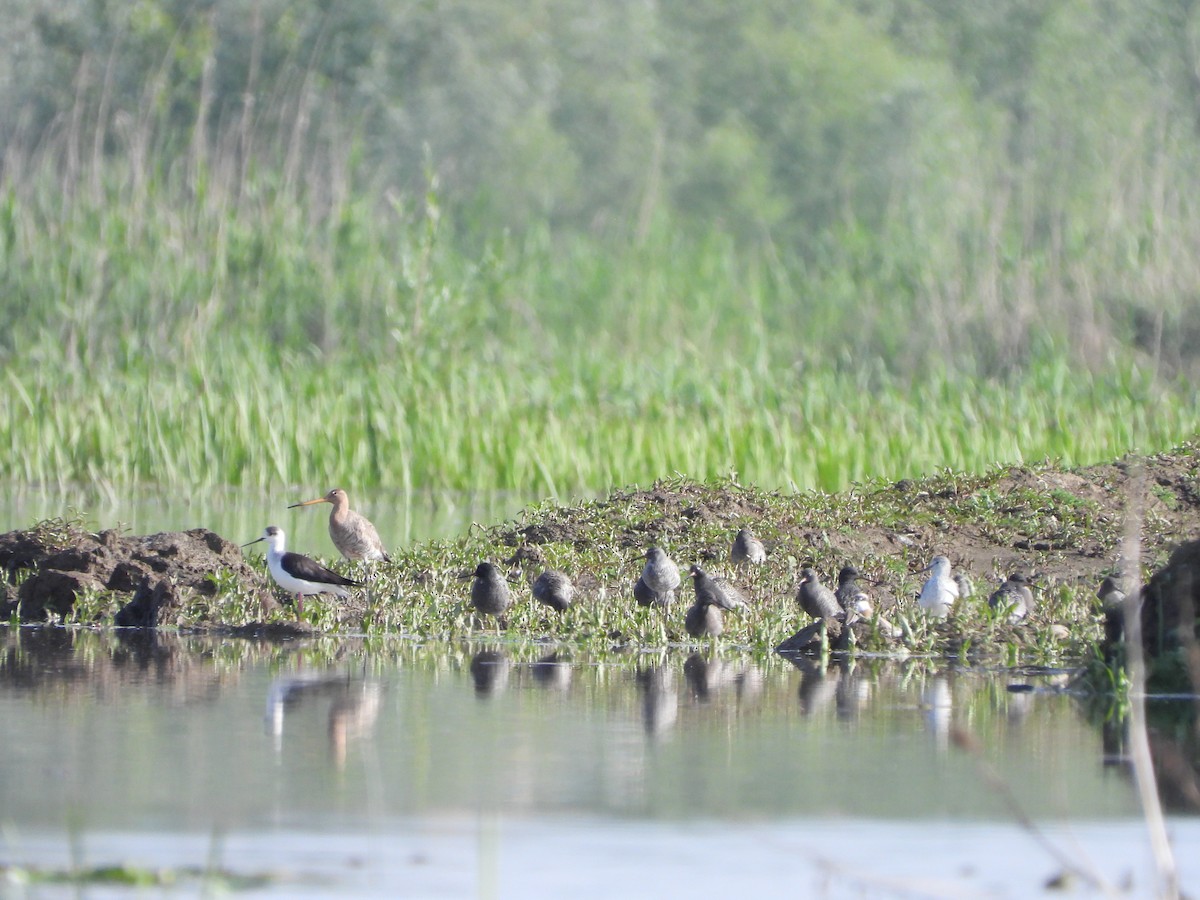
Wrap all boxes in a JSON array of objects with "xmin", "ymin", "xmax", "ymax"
[
  {"xmin": 835, "ymin": 565, "xmax": 873, "ymax": 617},
  {"xmin": 730, "ymin": 527, "xmax": 767, "ymax": 565},
  {"xmin": 918, "ymin": 555, "xmax": 959, "ymax": 617},
  {"xmin": 532, "ymin": 569, "xmax": 574, "ymax": 612},
  {"xmin": 242, "ymin": 526, "xmax": 361, "ymax": 616},
  {"xmin": 953, "ymin": 572, "xmax": 975, "ymax": 600},
  {"xmin": 988, "ymin": 572, "xmax": 1035, "ymax": 623},
  {"xmin": 288, "ymin": 488, "xmax": 390, "ymax": 562},
  {"xmin": 464, "ymin": 561, "xmax": 512, "ymax": 623},
  {"xmin": 797, "ymin": 568, "xmax": 841, "ymax": 620},
  {"xmin": 636, "ymin": 547, "xmax": 681, "ymax": 607},
  {"xmin": 685, "ymin": 565, "xmax": 744, "ymax": 638}
]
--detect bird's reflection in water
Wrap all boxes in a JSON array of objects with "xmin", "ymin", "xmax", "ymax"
[
  {"xmin": 786, "ymin": 656, "xmax": 840, "ymax": 717},
  {"xmin": 264, "ymin": 673, "xmax": 382, "ymax": 766},
  {"xmin": 834, "ymin": 659, "xmax": 871, "ymax": 721},
  {"xmin": 683, "ymin": 653, "xmax": 733, "ymax": 702},
  {"xmin": 328, "ymin": 681, "xmax": 383, "ymax": 768},
  {"xmin": 922, "ymin": 676, "xmax": 953, "ymax": 750},
  {"xmin": 469, "ymin": 648, "xmax": 511, "ymax": 698},
  {"xmin": 636, "ymin": 665, "xmax": 678, "ymax": 738},
  {"xmin": 529, "ymin": 652, "xmax": 573, "ymax": 692}
]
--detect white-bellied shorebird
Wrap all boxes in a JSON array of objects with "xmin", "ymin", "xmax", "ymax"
[
  {"xmin": 835, "ymin": 565, "xmax": 873, "ymax": 616},
  {"xmin": 797, "ymin": 568, "xmax": 840, "ymax": 619},
  {"xmin": 242, "ymin": 526, "xmax": 360, "ymax": 615},
  {"xmin": 288, "ymin": 488, "xmax": 389, "ymax": 562},
  {"xmin": 918, "ymin": 555, "xmax": 959, "ymax": 617}
]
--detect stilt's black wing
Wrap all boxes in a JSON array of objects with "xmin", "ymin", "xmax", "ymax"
[{"xmin": 281, "ymin": 551, "xmax": 361, "ymax": 587}]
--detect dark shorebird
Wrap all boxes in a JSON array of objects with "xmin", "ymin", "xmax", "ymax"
[
  {"xmin": 466, "ymin": 561, "xmax": 512, "ymax": 621},
  {"xmin": 288, "ymin": 488, "xmax": 389, "ymax": 562},
  {"xmin": 686, "ymin": 565, "xmax": 744, "ymax": 638},
  {"xmin": 731, "ymin": 527, "xmax": 767, "ymax": 565},
  {"xmin": 918, "ymin": 555, "xmax": 959, "ymax": 617},
  {"xmin": 1098, "ymin": 572, "xmax": 1131, "ymax": 645},
  {"xmin": 989, "ymin": 573, "xmax": 1035, "ymax": 623},
  {"xmin": 835, "ymin": 565, "xmax": 873, "ymax": 616},
  {"xmin": 633, "ymin": 576, "xmax": 662, "ymax": 607},
  {"xmin": 638, "ymin": 547, "xmax": 681, "ymax": 606},
  {"xmin": 242, "ymin": 526, "xmax": 361, "ymax": 615},
  {"xmin": 1097, "ymin": 573, "xmax": 1129, "ymax": 608},
  {"xmin": 685, "ymin": 599, "xmax": 725, "ymax": 638},
  {"xmin": 689, "ymin": 565, "xmax": 747, "ymax": 611},
  {"xmin": 797, "ymin": 568, "xmax": 840, "ymax": 619},
  {"xmin": 532, "ymin": 569, "xmax": 574, "ymax": 612}
]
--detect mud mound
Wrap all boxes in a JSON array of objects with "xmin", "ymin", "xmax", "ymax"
[{"xmin": 0, "ymin": 525, "xmax": 269, "ymax": 624}]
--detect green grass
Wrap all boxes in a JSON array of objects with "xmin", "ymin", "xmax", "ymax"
[
  {"xmin": 216, "ymin": 455, "xmax": 1158, "ymax": 665},
  {"xmin": 0, "ymin": 160, "xmax": 1196, "ymax": 498},
  {"xmin": 1, "ymin": 325, "xmax": 1196, "ymax": 497}
]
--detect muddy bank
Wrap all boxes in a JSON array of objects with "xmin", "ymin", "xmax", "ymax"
[
  {"xmin": 0, "ymin": 523, "xmax": 272, "ymax": 625},
  {"xmin": 0, "ymin": 443, "xmax": 1197, "ymax": 662}
]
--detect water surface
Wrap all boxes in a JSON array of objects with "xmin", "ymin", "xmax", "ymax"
[
  {"xmin": 0, "ymin": 482, "xmax": 545, "ymax": 553},
  {"xmin": 1, "ymin": 628, "xmax": 1196, "ymax": 897}
]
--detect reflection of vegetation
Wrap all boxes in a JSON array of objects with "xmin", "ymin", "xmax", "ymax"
[{"xmin": 0, "ymin": 862, "xmax": 276, "ymax": 891}]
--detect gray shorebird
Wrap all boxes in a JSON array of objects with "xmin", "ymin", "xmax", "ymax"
[
  {"xmin": 640, "ymin": 547, "xmax": 681, "ymax": 605},
  {"xmin": 953, "ymin": 572, "xmax": 975, "ymax": 599},
  {"xmin": 988, "ymin": 573, "xmax": 1034, "ymax": 623},
  {"xmin": 689, "ymin": 565, "xmax": 747, "ymax": 611},
  {"xmin": 288, "ymin": 488, "xmax": 389, "ymax": 562},
  {"xmin": 684, "ymin": 599, "xmax": 725, "ymax": 638},
  {"xmin": 532, "ymin": 569, "xmax": 574, "ymax": 612},
  {"xmin": 466, "ymin": 561, "xmax": 512, "ymax": 621},
  {"xmin": 835, "ymin": 566, "xmax": 873, "ymax": 616},
  {"xmin": 731, "ymin": 527, "xmax": 767, "ymax": 565},
  {"xmin": 797, "ymin": 568, "xmax": 841, "ymax": 619},
  {"xmin": 918, "ymin": 555, "xmax": 959, "ymax": 617},
  {"xmin": 685, "ymin": 565, "xmax": 745, "ymax": 638},
  {"xmin": 242, "ymin": 526, "xmax": 361, "ymax": 615}
]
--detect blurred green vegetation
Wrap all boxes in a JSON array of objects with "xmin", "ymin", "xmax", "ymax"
[{"xmin": 0, "ymin": 0, "xmax": 1197, "ymax": 494}]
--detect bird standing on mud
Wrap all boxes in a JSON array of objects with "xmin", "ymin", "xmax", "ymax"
[
  {"xmin": 685, "ymin": 565, "xmax": 742, "ymax": 638},
  {"xmin": 467, "ymin": 561, "xmax": 512, "ymax": 622},
  {"xmin": 689, "ymin": 564, "xmax": 747, "ymax": 611},
  {"xmin": 242, "ymin": 525, "xmax": 361, "ymax": 615},
  {"xmin": 988, "ymin": 573, "xmax": 1035, "ymax": 623},
  {"xmin": 731, "ymin": 527, "xmax": 767, "ymax": 565},
  {"xmin": 637, "ymin": 547, "xmax": 681, "ymax": 607},
  {"xmin": 918, "ymin": 556, "xmax": 959, "ymax": 617},
  {"xmin": 532, "ymin": 569, "xmax": 574, "ymax": 612},
  {"xmin": 797, "ymin": 568, "xmax": 841, "ymax": 619},
  {"xmin": 835, "ymin": 565, "xmax": 873, "ymax": 617},
  {"xmin": 288, "ymin": 488, "xmax": 390, "ymax": 562}
]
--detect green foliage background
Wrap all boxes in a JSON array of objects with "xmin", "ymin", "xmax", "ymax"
[{"xmin": 0, "ymin": 0, "xmax": 1198, "ymax": 495}]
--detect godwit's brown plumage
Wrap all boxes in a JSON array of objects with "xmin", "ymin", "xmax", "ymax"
[{"xmin": 288, "ymin": 488, "xmax": 389, "ymax": 562}]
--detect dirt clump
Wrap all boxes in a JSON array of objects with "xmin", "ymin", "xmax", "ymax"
[{"xmin": 0, "ymin": 525, "xmax": 268, "ymax": 624}]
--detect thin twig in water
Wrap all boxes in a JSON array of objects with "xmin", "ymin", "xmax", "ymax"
[
  {"xmin": 949, "ymin": 726, "xmax": 1115, "ymax": 894},
  {"xmin": 1120, "ymin": 467, "xmax": 1179, "ymax": 899}
]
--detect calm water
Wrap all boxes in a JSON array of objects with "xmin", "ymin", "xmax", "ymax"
[
  {"xmin": 0, "ymin": 482, "xmax": 545, "ymax": 552},
  {"xmin": 1, "ymin": 628, "xmax": 1197, "ymax": 897}
]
